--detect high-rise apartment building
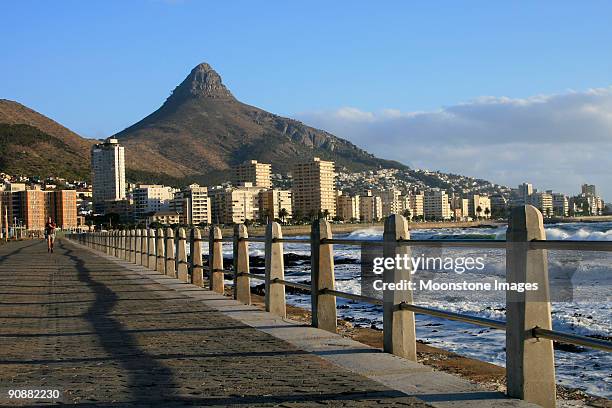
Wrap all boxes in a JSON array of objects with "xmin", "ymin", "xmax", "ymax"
[
  {"xmin": 450, "ymin": 196, "xmax": 469, "ymax": 220},
  {"xmin": 91, "ymin": 138, "xmax": 126, "ymax": 213},
  {"xmin": 405, "ymin": 193, "xmax": 424, "ymax": 219},
  {"xmin": 233, "ymin": 160, "xmax": 272, "ymax": 188},
  {"xmin": 336, "ymin": 192, "xmax": 360, "ymax": 221},
  {"xmin": 259, "ymin": 189, "xmax": 292, "ymax": 222},
  {"xmin": 377, "ymin": 189, "xmax": 402, "ymax": 217},
  {"xmin": 292, "ymin": 157, "xmax": 336, "ymax": 219},
  {"xmin": 551, "ymin": 192, "xmax": 569, "ymax": 216},
  {"xmin": 170, "ymin": 184, "xmax": 211, "ymax": 225},
  {"xmin": 468, "ymin": 194, "xmax": 492, "ymax": 219},
  {"xmin": 581, "ymin": 184, "xmax": 597, "ymax": 197},
  {"xmin": 132, "ymin": 185, "xmax": 177, "ymax": 222},
  {"xmin": 359, "ymin": 191, "xmax": 382, "ymax": 223},
  {"xmin": 209, "ymin": 184, "xmax": 262, "ymax": 224},
  {"xmin": 0, "ymin": 189, "xmax": 77, "ymax": 231},
  {"xmin": 423, "ymin": 189, "xmax": 452, "ymax": 220},
  {"xmin": 532, "ymin": 192, "xmax": 553, "ymax": 216}
]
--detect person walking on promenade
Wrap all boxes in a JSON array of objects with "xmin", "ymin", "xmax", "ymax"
[{"xmin": 45, "ymin": 217, "xmax": 57, "ymax": 253}]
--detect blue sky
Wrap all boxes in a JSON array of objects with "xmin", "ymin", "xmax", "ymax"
[{"xmin": 1, "ymin": 1, "xmax": 611, "ymax": 197}]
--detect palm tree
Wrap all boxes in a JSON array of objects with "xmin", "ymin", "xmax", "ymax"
[
  {"xmin": 484, "ymin": 207, "xmax": 490, "ymax": 218},
  {"xmin": 278, "ymin": 208, "xmax": 289, "ymax": 224},
  {"xmin": 476, "ymin": 205, "xmax": 483, "ymax": 220},
  {"xmin": 402, "ymin": 209, "xmax": 411, "ymax": 220}
]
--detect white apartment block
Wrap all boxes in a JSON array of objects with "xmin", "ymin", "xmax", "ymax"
[
  {"xmin": 424, "ymin": 189, "xmax": 452, "ymax": 220},
  {"xmin": 91, "ymin": 138, "xmax": 126, "ymax": 213},
  {"xmin": 336, "ymin": 192, "xmax": 360, "ymax": 221},
  {"xmin": 532, "ymin": 192, "xmax": 553, "ymax": 216},
  {"xmin": 468, "ymin": 194, "xmax": 492, "ymax": 219},
  {"xmin": 359, "ymin": 192, "xmax": 382, "ymax": 223},
  {"xmin": 550, "ymin": 192, "xmax": 569, "ymax": 217},
  {"xmin": 406, "ymin": 193, "xmax": 424, "ymax": 219},
  {"xmin": 292, "ymin": 157, "xmax": 336, "ymax": 219},
  {"xmin": 450, "ymin": 196, "xmax": 469, "ymax": 220},
  {"xmin": 133, "ymin": 184, "xmax": 177, "ymax": 221},
  {"xmin": 377, "ymin": 188, "xmax": 402, "ymax": 217},
  {"xmin": 233, "ymin": 160, "xmax": 272, "ymax": 188},
  {"xmin": 210, "ymin": 184, "xmax": 262, "ymax": 224},
  {"xmin": 170, "ymin": 184, "xmax": 211, "ymax": 226},
  {"xmin": 259, "ymin": 189, "xmax": 292, "ymax": 222}
]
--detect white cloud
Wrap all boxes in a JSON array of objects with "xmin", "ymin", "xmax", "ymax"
[{"xmin": 297, "ymin": 87, "xmax": 612, "ymax": 199}]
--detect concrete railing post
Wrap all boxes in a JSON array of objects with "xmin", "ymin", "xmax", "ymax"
[
  {"xmin": 135, "ymin": 229, "xmax": 142, "ymax": 264},
  {"xmin": 265, "ymin": 222, "xmax": 286, "ymax": 317},
  {"xmin": 506, "ymin": 205, "xmax": 556, "ymax": 408},
  {"xmin": 106, "ymin": 231, "xmax": 111, "ymax": 255},
  {"xmin": 113, "ymin": 231, "xmax": 119, "ymax": 257},
  {"xmin": 114, "ymin": 231, "xmax": 120, "ymax": 257},
  {"xmin": 209, "ymin": 226, "xmax": 224, "ymax": 294},
  {"xmin": 120, "ymin": 230, "xmax": 126, "ymax": 260},
  {"xmin": 176, "ymin": 228, "xmax": 189, "ymax": 282},
  {"xmin": 156, "ymin": 228, "xmax": 165, "ymax": 273},
  {"xmin": 140, "ymin": 229, "xmax": 148, "ymax": 266},
  {"xmin": 233, "ymin": 224, "xmax": 250, "ymax": 304},
  {"xmin": 165, "ymin": 228, "xmax": 176, "ymax": 278},
  {"xmin": 191, "ymin": 228, "xmax": 204, "ymax": 286},
  {"xmin": 147, "ymin": 229, "xmax": 156, "ymax": 269},
  {"xmin": 129, "ymin": 230, "xmax": 136, "ymax": 263},
  {"xmin": 382, "ymin": 214, "xmax": 417, "ymax": 361},
  {"xmin": 311, "ymin": 219, "xmax": 337, "ymax": 333}
]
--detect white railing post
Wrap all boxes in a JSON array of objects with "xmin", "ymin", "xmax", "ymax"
[
  {"xmin": 147, "ymin": 229, "xmax": 156, "ymax": 269},
  {"xmin": 191, "ymin": 228, "xmax": 204, "ymax": 287},
  {"xmin": 382, "ymin": 214, "xmax": 417, "ymax": 361},
  {"xmin": 311, "ymin": 219, "xmax": 337, "ymax": 332},
  {"xmin": 120, "ymin": 230, "xmax": 126, "ymax": 260},
  {"xmin": 134, "ymin": 229, "xmax": 141, "ymax": 264},
  {"xmin": 176, "ymin": 228, "xmax": 189, "ymax": 282},
  {"xmin": 165, "ymin": 228, "xmax": 176, "ymax": 278},
  {"xmin": 209, "ymin": 226, "xmax": 224, "ymax": 294},
  {"xmin": 233, "ymin": 224, "xmax": 250, "ymax": 304},
  {"xmin": 129, "ymin": 230, "xmax": 136, "ymax": 263},
  {"xmin": 156, "ymin": 228, "xmax": 165, "ymax": 273},
  {"xmin": 140, "ymin": 229, "xmax": 148, "ymax": 266},
  {"xmin": 265, "ymin": 222, "xmax": 286, "ymax": 317},
  {"xmin": 506, "ymin": 205, "xmax": 556, "ymax": 408}
]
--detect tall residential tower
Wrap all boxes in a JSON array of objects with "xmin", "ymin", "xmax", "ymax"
[{"xmin": 91, "ymin": 138, "xmax": 126, "ymax": 213}]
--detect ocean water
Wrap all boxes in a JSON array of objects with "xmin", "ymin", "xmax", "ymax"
[{"xmin": 213, "ymin": 222, "xmax": 612, "ymax": 398}]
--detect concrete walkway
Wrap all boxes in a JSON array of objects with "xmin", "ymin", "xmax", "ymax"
[{"xmin": 0, "ymin": 240, "xmax": 535, "ymax": 407}]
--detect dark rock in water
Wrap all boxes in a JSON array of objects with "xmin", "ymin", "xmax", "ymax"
[{"xmin": 553, "ymin": 342, "xmax": 587, "ymax": 353}]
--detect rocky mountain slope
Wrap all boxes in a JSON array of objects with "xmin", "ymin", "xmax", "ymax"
[
  {"xmin": 114, "ymin": 63, "xmax": 406, "ymax": 182},
  {"xmin": 0, "ymin": 100, "xmax": 93, "ymax": 180}
]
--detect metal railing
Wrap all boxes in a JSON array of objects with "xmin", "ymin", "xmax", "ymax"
[{"xmin": 67, "ymin": 205, "xmax": 611, "ymax": 408}]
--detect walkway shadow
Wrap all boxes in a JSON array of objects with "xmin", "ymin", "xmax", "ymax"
[{"xmin": 60, "ymin": 241, "xmax": 180, "ymax": 404}]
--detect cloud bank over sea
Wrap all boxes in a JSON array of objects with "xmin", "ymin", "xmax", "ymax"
[{"xmin": 297, "ymin": 87, "xmax": 612, "ymax": 198}]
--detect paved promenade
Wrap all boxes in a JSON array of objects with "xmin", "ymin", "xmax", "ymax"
[{"xmin": 0, "ymin": 239, "xmax": 429, "ymax": 407}]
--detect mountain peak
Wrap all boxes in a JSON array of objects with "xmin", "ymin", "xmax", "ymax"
[{"xmin": 169, "ymin": 62, "xmax": 234, "ymax": 102}]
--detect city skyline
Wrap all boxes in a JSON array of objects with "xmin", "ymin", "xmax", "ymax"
[{"xmin": 1, "ymin": 2, "xmax": 611, "ymax": 197}]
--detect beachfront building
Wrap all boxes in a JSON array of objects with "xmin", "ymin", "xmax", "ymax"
[
  {"xmin": 147, "ymin": 211, "xmax": 181, "ymax": 225},
  {"xmin": 450, "ymin": 196, "xmax": 469, "ymax": 220},
  {"xmin": 531, "ymin": 192, "xmax": 554, "ymax": 217},
  {"xmin": 468, "ymin": 194, "xmax": 492, "ymax": 219},
  {"xmin": 170, "ymin": 184, "xmax": 211, "ymax": 226},
  {"xmin": 359, "ymin": 191, "xmax": 382, "ymax": 223},
  {"xmin": 0, "ymin": 189, "xmax": 77, "ymax": 231},
  {"xmin": 91, "ymin": 138, "xmax": 126, "ymax": 213},
  {"xmin": 423, "ymin": 189, "xmax": 452, "ymax": 220},
  {"xmin": 259, "ymin": 189, "xmax": 292, "ymax": 223},
  {"xmin": 292, "ymin": 157, "xmax": 336, "ymax": 219},
  {"xmin": 132, "ymin": 185, "xmax": 177, "ymax": 222},
  {"xmin": 550, "ymin": 192, "xmax": 569, "ymax": 217},
  {"xmin": 336, "ymin": 191, "xmax": 360, "ymax": 221},
  {"xmin": 233, "ymin": 160, "xmax": 272, "ymax": 188},
  {"xmin": 490, "ymin": 194, "xmax": 508, "ymax": 218},
  {"xmin": 209, "ymin": 183, "xmax": 262, "ymax": 224},
  {"xmin": 376, "ymin": 188, "xmax": 402, "ymax": 217}
]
